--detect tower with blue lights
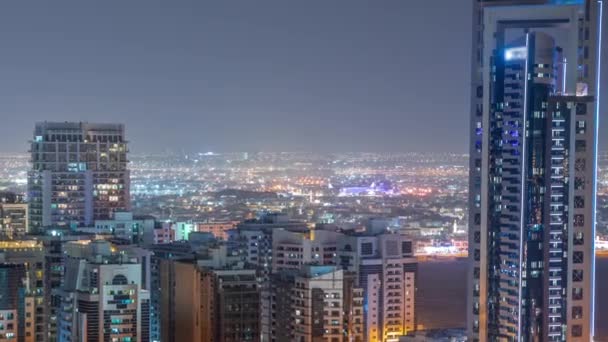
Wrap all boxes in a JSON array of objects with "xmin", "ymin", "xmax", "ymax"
[{"xmin": 468, "ymin": 0, "xmax": 602, "ymax": 341}]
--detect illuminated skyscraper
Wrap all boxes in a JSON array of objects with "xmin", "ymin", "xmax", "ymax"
[
  {"xmin": 28, "ymin": 122, "xmax": 130, "ymax": 232},
  {"xmin": 468, "ymin": 0, "xmax": 602, "ymax": 341}
]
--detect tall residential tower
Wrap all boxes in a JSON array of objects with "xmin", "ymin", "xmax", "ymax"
[
  {"xmin": 28, "ymin": 122, "xmax": 130, "ymax": 232},
  {"xmin": 468, "ymin": 0, "xmax": 602, "ymax": 341}
]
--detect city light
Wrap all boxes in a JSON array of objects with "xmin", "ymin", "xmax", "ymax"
[
  {"xmin": 504, "ymin": 46, "xmax": 527, "ymax": 61},
  {"xmin": 0, "ymin": 0, "xmax": 604, "ymax": 341}
]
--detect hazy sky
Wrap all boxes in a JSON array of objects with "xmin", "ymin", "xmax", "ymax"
[{"xmin": 0, "ymin": 1, "xmax": 605, "ymax": 153}]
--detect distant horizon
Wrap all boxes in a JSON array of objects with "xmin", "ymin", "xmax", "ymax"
[
  {"xmin": 0, "ymin": 149, "xmax": 471, "ymax": 155},
  {"xmin": 5, "ymin": 148, "xmax": 608, "ymax": 155}
]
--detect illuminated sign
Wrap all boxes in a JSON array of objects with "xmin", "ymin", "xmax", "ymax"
[{"xmin": 505, "ymin": 47, "xmax": 527, "ymax": 61}]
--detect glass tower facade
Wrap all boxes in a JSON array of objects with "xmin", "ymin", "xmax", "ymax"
[{"xmin": 468, "ymin": 1, "xmax": 602, "ymax": 341}]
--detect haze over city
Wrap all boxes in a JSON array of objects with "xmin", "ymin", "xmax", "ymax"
[{"xmin": 1, "ymin": 0, "xmax": 606, "ymax": 153}]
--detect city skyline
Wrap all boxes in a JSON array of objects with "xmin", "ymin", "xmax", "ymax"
[
  {"xmin": 0, "ymin": 0, "xmax": 605, "ymax": 154},
  {"xmin": 0, "ymin": 1, "xmax": 607, "ymax": 341}
]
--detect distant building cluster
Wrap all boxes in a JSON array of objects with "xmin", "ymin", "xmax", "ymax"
[{"xmin": 0, "ymin": 121, "xmax": 433, "ymax": 342}]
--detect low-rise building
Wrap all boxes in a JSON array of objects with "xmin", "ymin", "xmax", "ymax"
[{"xmin": 196, "ymin": 221, "xmax": 238, "ymax": 240}]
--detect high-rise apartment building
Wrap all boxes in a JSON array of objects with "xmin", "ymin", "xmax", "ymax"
[
  {"xmin": 468, "ymin": 1, "xmax": 602, "ymax": 341},
  {"xmin": 148, "ymin": 242, "xmax": 195, "ymax": 342},
  {"xmin": 237, "ymin": 222, "xmax": 366, "ymax": 342},
  {"xmin": 0, "ymin": 191, "xmax": 28, "ymax": 238},
  {"xmin": 0, "ymin": 240, "xmax": 46, "ymax": 342},
  {"xmin": 271, "ymin": 265, "xmax": 364, "ymax": 342},
  {"xmin": 271, "ymin": 228, "xmax": 341, "ymax": 273},
  {"xmin": 39, "ymin": 234, "xmax": 93, "ymax": 342},
  {"xmin": 336, "ymin": 232, "xmax": 417, "ymax": 342},
  {"xmin": 0, "ymin": 264, "xmax": 35, "ymax": 341},
  {"xmin": 236, "ymin": 213, "xmax": 309, "ymax": 341},
  {"xmin": 58, "ymin": 240, "xmax": 150, "ymax": 342},
  {"xmin": 28, "ymin": 122, "xmax": 129, "ymax": 232},
  {"xmin": 158, "ymin": 258, "xmax": 261, "ymax": 341}
]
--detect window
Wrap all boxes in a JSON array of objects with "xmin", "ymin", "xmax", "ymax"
[
  {"xmin": 573, "ymin": 251, "xmax": 584, "ymax": 264},
  {"xmin": 574, "ymin": 215, "xmax": 585, "ymax": 227},
  {"xmin": 575, "ymin": 177, "xmax": 585, "ymax": 190},
  {"xmin": 361, "ymin": 243, "xmax": 373, "ymax": 256},
  {"xmin": 575, "ymin": 196, "xmax": 585, "ymax": 209},
  {"xmin": 576, "ymin": 103, "xmax": 587, "ymax": 115},
  {"xmin": 573, "ymin": 270, "xmax": 584, "ymax": 282},
  {"xmin": 576, "ymin": 139, "xmax": 586, "ymax": 152},
  {"xmin": 572, "ymin": 324, "xmax": 583, "ymax": 337},
  {"xmin": 573, "ymin": 288, "xmax": 583, "ymax": 301},
  {"xmin": 572, "ymin": 306, "xmax": 583, "ymax": 319},
  {"xmin": 112, "ymin": 274, "xmax": 128, "ymax": 285},
  {"xmin": 577, "ymin": 121, "xmax": 586, "ymax": 134},
  {"xmin": 575, "ymin": 158, "xmax": 586, "ymax": 172},
  {"xmin": 474, "ymin": 249, "xmax": 480, "ymax": 261},
  {"xmin": 574, "ymin": 232, "xmax": 584, "ymax": 245},
  {"xmin": 474, "ymin": 231, "xmax": 481, "ymax": 244},
  {"xmin": 401, "ymin": 241, "xmax": 412, "ymax": 254}
]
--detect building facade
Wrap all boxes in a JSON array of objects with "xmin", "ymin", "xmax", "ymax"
[
  {"xmin": 468, "ymin": 1, "xmax": 602, "ymax": 341},
  {"xmin": 148, "ymin": 243, "xmax": 195, "ymax": 342},
  {"xmin": 58, "ymin": 241, "xmax": 150, "ymax": 342},
  {"xmin": 336, "ymin": 233, "xmax": 417, "ymax": 342},
  {"xmin": 94, "ymin": 212, "xmax": 154, "ymax": 244},
  {"xmin": 0, "ymin": 241, "xmax": 46, "ymax": 342},
  {"xmin": 159, "ymin": 259, "xmax": 260, "ymax": 342},
  {"xmin": 236, "ymin": 214, "xmax": 309, "ymax": 341},
  {"xmin": 28, "ymin": 122, "xmax": 130, "ymax": 232},
  {"xmin": 271, "ymin": 229, "xmax": 341, "ymax": 273},
  {"xmin": 197, "ymin": 221, "xmax": 238, "ymax": 241},
  {"xmin": 272, "ymin": 265, "xmax": 364, "ymax": 342},
  {"xmin": 0, "ymin": 191, "xmax": 28, "ymax": 239},
  {"xmin": 0, "ymin": 203, "xmax": 28, "ymax": 239},
  {"xmin": 0, "ymin": 264, "xmax": 35, "ymax": 342}
]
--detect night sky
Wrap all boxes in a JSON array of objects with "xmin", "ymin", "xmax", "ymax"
[{"xmin": 0, "ymin": 1, "xmax": 605, "ymax": 153}]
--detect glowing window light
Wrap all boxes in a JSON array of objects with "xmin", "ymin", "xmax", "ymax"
[{"xmin": 505, "ymin": 47, "xmax": 527, "ymax": 61}]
